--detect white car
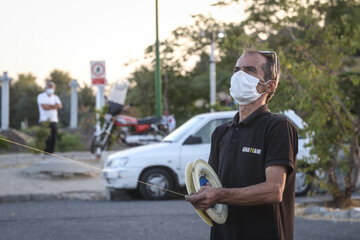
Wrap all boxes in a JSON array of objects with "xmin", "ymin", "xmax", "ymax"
[
  {"xmin": 282, "ymin": 110, "xmax": 313, "ymax": 195},
  {"xmin": 102, "ymin": 110, "xmax": 311, "ymax": 200}
]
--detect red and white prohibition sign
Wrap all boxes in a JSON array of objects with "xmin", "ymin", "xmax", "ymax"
[{"xmin": 91, "ymin": 61, "xmax": 106, "ymax": 85}]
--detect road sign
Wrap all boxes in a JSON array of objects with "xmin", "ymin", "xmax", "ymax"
[{"xmin": 91, "ymin": 61, "xmax": 106, "ymax": 86}]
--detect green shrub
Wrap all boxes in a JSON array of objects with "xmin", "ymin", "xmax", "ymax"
[
  {"xmin": 24, "ymin": 123, "xmax": 50, "ymax": 154},
  {"xmin": 56, "ymin": 132, "xmax": 84, "ymax": 152},
  {"xmin": 0, "ymin": 134, "xmax": 10, "ymax": 150}
]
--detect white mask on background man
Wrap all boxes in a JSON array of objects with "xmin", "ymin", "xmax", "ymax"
[
  {"xmin": 46, "ymin": 88, "xmax": 54, "ymax": 95},
  {"xmin": 229, "ymin": 70, "xmax": 267, "ymax": 105}
]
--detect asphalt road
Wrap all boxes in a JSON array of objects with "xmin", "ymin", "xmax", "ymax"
[{"xmin": 0, "ymin": 200, "xmax": 359, "ymax": 240}]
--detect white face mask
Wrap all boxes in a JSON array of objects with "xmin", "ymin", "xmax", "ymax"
[
  {"xmin": 229, "ymin": 70, "xmax": 267, "ymax": 105},
  {"xmin": 46, "ymin": 88, "xmax": 54, "ymax": 95}
]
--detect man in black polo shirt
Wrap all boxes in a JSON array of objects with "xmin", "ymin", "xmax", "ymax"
[{"xmin": 186, "ymin": 49, "xmax": 298, "ymax": 240}]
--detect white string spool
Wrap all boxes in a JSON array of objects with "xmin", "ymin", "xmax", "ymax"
[{"xmin": 185, "ymin": 159, "xmax": 228, "ymax": 225}]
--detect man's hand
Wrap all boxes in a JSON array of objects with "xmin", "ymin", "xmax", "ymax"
[
  {"xmin": 185, "ymin": 185, "xmax": 219, "ymax": 211},
  {"xmin": 186, "ymin": 166, "xmax": 287, "ymax": 208},
  {"xmin": 54, "ymin": 103, "xmax": 63, "ymax": 109},
  {"xmin": 41, "ymin": 103, "xmax": 62, "ymax": 110}
]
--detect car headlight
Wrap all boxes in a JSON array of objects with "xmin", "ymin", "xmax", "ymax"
[{"xmin": 108, "ymin": 157, "xmax": 129, "ymax": 168}]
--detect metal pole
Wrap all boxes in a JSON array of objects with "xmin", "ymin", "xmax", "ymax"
[
  {"xmin": 0, "ymin": 72, "xmax": 12, "ymax": 130},
  {"xmin": 95, "ymin": 85, "xmax": 105, "ymax": 128},
  {"xmin": 209, "ymin": 31, "xmax": 216, "ymax": 112},
  {"xmin": 155, "ymin": 0, "xmax": 162, "ymax": 117},
  {"xmin": 69, "ymin": 79, "xmax": 79, "ymax": 129},
  {"xmin": 95, "ymin": 85, "xmax": 105, "ymax": 155}
]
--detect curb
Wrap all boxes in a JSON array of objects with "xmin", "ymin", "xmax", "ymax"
[
  {"xmin": 295, "ymin": 194, "xmax": 360, "ymax": 220},
  {"xmin": 303, "ymin": 206, "xmax": 360, "ymax": 219},
  {"xmin": 0, "ymin": 191, "xmax": 106, "ymax": 204},
  {"xmin": 296, "ymin": 205, "xmax": 360, "ymax": 221}
]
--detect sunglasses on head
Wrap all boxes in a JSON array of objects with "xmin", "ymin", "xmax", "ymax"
[{"xmin": 259, "ymin": 51, "xmax": 278, "ymax": 81}]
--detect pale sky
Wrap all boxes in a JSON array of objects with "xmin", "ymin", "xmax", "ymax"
[{"xmin": 0, "ymin": 0, "xmax": 245, "ymax": 87}]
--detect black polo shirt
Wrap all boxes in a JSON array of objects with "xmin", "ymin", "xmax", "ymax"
[{"xmin": 208, "ymin": 105, "xmax": 298, "ymax": 240}]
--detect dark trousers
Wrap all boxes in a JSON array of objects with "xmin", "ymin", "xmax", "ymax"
[{"xmin": 44, "ymin": 122, "xmax": 57, "ymax": 153}]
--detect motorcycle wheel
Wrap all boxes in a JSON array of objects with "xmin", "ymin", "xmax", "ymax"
[
  {"xmin": 90, "ymin": 136, "xmax": 97, "ymax": 154},
  {"xmin": 90, "ymin": 133, "xmax": 110, "ymax": 154}
]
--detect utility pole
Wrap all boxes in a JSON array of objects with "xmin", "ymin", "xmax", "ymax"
[
  {"xmin": 201, "ymin": 29, "xmax": 224, "ymax": 112},
  {"xmin": 155, "ymin": 0, "xmax": 162, "ymax": 117}
]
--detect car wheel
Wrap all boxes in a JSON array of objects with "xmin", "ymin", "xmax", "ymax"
[
  {"xmin": 139, "ymin": 168, "xmax": 174, "ymax": 200},
  {"xmin": 295, "ymin": 172, "xmax": 310, "ymax": 196}
]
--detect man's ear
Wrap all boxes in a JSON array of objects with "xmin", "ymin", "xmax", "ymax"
[{"xmin": 265, "ymin": 80, "xmax": 277, "ymax": 93}]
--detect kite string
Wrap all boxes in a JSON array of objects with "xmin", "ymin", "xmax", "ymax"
[{"xmin": 0, "ymin": 137, "xmax": 185, "ymax": 197}]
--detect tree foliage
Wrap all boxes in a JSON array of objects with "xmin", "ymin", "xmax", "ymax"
[{"xmin": 9, "ymin": 73, "xmax": 42, "ymax": 128}]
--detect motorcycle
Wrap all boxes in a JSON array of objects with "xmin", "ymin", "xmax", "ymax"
[
  {"xmin": 116, "ymin": 113, "xmax": 174, "ymax": 143},
  {"xmin": 90, "ymin": 79, "xmax": 174, "ymax": 153},
  {"xmin": 90, "ymin": 110, "xmax": 172, "ymax": 153}
]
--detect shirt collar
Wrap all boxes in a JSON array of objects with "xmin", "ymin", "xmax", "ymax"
[{"xmin": 229, "ymin": 104, "xmax": 269, "ymax": 127}]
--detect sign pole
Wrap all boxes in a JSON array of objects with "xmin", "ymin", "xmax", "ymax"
[
  {"xmin": 95, "ymin": 86, "xmax": 103, "ymax": 124},
  {"xmin": 90, "ymin": 61, "xmax": 106, "ymax": 156},
  {"xmin": 95, "ymin": 86, "xmax": 101, "ymax": 156}
]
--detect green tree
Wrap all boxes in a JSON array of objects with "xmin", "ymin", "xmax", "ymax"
[
  {"xmin": 78, "ymin": 84, "xmax": 95, "ymax": 111},
  {"xmin": 126, "ymin": 66, "xmax": 156, "ymax": 117},
  {"xmin": 77, "ymin": 84, "xmax": 96, "ymax": 130},
  {"xmin": 9, "ymin": 73, "xmax": 42, "ymax": 128}
]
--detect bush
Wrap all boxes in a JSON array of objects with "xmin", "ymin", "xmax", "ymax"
[
  {"xmin": 23, "ymin": 123, "xmax": 50, "ymax": 154},
  {"xmin": 56, "ymin": 132, "xmax": 84, "ymax": 152},
  {"xmin": 0, "ymin": 134, "xmax": 10, "ymax": 150}
]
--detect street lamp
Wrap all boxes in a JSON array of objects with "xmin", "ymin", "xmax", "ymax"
[{"xmin": 202, "ymin": 30, "xmax": 225, "ymax": 112}]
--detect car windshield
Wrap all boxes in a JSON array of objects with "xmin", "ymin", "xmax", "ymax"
[{"xmin": 163, "ymin": 117, "xmax": 203, "ymax": 142}]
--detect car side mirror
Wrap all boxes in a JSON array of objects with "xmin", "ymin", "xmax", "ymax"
[{"xmin": 183, "ymin": 135, "xmax": 203, "ymax": 145}]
